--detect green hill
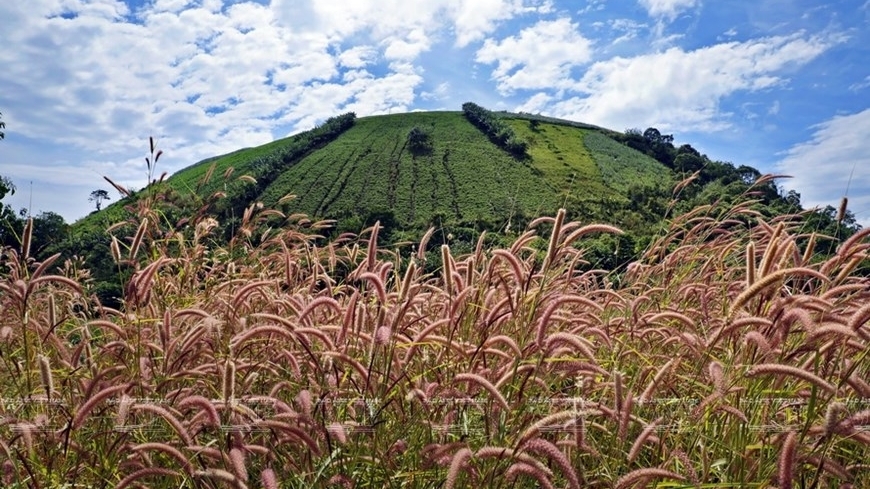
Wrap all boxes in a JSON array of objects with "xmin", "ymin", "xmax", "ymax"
[
  {"xmin": 159, "ymin": 110, "xmax": 669, "ymax": 233},
  {"xmin": 52, "ymin": 103, "xmax": 855, "ymax": 307}
]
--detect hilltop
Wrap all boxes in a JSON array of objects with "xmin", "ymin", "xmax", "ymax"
[{"xmin": 157, "ymin": 108, "xmax": 669, "ymax": 235}]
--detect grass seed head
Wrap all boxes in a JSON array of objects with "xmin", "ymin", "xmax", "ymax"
[
  {"xmin": 38, "ymin": 354, "xmax": 53, "ymax": 399},
  {"xmin": 777, "ymin": 431, "xmax": 798, "ymax": 489}
]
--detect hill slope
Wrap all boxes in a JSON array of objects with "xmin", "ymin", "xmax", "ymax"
[
  {"xmin": 162, "ymin": 110, "xmax": 669, "ymax": 231},
  {"xmin": 49, "ymin": 105, "xmax": 859, "ymax": 308}
]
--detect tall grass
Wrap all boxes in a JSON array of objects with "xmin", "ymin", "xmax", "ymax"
[{"xmin": 0, "ymin": 173, "xmax": 868, "ymax": 488}]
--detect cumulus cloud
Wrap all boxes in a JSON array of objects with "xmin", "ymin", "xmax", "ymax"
[
  {"xmin": 270, "ymin": 0, "xmax": 551, "ymax": 48},
  {"xmin": 0, "ymin": 1, "xmax": 427, "ymax": 171},
  {"xmin": 476, "ymin": 18, "xmax": 593, "ymax": 94},
  {"xmin": 776, "ymin": 108, "xmax": 870, "ymax": 225},
  {"xmin": 339, "ymin": 46, "xmax": 379, "ymax": 68},
  {"xmin": 528, "ymin": 33, "xmax": 843, "ymax": 132},
  {"xmin": 450, "ymin": 0, "xmax": 554, "ymax": 47},
  {"xmin": 515, "ymin": 92, "xmax": 557, "ymax": 114}
]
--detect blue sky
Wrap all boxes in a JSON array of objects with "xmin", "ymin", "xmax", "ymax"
[{"xmin": 1, "ymin": 0, "xmax": 869, "ymax": 224}]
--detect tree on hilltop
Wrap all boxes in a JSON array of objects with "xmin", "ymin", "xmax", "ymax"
[{"xmin": 89, "ymin": 189, "xmax": 111, "ymax": 211}]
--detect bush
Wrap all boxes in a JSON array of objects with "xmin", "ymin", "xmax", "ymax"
[{"xmin": 407, "ymin": 126, "xmax": 433, "ymax": 156}]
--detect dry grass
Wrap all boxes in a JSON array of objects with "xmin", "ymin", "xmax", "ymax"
[{"xmin": 0, "ymin": 176, "xmax": 868, "ymax": 488}]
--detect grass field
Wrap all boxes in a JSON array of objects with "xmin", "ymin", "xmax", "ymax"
[
  {"xmin": 582, "ymin": 130, "xmax": 671, "ymax": 194},
  {"xmin": 508, "ymin": 118, "xmax": 611, "ymax": 200},
  {"xmin": 73, "ymin": 110, "xmax": 675, "ymax": 241}
]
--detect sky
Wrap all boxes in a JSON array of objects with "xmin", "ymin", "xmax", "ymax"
[{"xmin": 1, "ymin": 0, "xmax": 869, "ymax": 225}]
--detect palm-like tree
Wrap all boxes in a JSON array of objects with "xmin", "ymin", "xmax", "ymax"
[{"xmin": 0, "ymin": 111, "xmax": 5, "ymax": 140}]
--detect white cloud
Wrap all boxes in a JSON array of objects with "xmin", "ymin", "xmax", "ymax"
[
  {"xmin": 607, "ymin": 18, "xmax": 646, "ymax": 44},
  {"xmin": 578, "ymin": 0, "xmax": 606, "ymax": 15},
  {"xmin": 421, "ymin": 81, "xmax": 451, "ymax": 101},
  {"xmin": 270, "ymin": 0, "xmax": 551, "ymax": 48},
  {"xmin": 449, "ymin": 0, "xmax": 552, "ymax": 47},
  {"xmin": 768, "ymin": 100, "xmax": 780, "ymax": 115},
  {"xmin": 528, "ymin": 33, "xmax": 842, "ymax": 132},
  {"xmin": 338, "ymin": 46, "xmax": 378, "ymax": 68},
  {"xmin": 476, "ymin": 18, "xmax": 593, "ymax": 94},
  {"xmin": 151, "ymin": 0, "xmax": 193, "ymax": 14},
  {"xmin": 345, "ymin": 71, "xmax": 423, "ymax": 115},
  {"xmin": 638, "ymin": 0, "xmax": 698, "ymax": 20},
  {"xmin": 59, "ymin": 0, "xmax": 131, "ymax": 20},
  {"xmin": 515, "ymin": 92, "xmax": 556, "ymax": 114},
  {"xmin": 776, "ymin": 108, "xmax": 870, "ymax": 226},
  {"xmin": 0, "ymin": 1, "xmax": 425, "ymax": 158},
  {"xmin": 849, "ymin": 75, "xmax": 870, "ymax": 92},
  {"xmin": 383, "ymin": 29, "xmax": 432, "ymax": 61}
]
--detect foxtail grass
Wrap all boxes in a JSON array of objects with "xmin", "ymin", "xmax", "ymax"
[{"xmin": 0, "ymin": 174, "xmax": 868, "ymax": 487}]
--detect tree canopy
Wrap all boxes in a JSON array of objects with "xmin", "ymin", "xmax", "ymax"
[{"xmin": 89, "ymin": 189, "xmax": 111, "ymax": 211}]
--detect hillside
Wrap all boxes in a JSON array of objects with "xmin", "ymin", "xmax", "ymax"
[
  {"xmin": 162, "ymin": 110, "xmax": 669, "ymax": 232},
  {"xmin": 49, "ymin": 103, "xmax": 858, "ymax": 307}
]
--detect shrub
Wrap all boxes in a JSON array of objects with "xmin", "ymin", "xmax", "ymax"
[{"xmin": 407, "ymin": 126, "xmax": 434, "ymax": 156}]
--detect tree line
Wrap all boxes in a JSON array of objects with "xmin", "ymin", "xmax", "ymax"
[
  {"xmin": 461, "ymin": 102, "xmax": 529, "ymax": 158},
  {"xmin": 608, "ymin": 126, "xmax": 859, "ymax": 255}
]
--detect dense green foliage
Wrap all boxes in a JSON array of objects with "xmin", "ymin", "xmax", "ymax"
[
  {"xmin": 258, "ymin": 111, "xmax": 554, "ymax": 234},
  {"xmin": 407, "ymin": 126, "xmax": 434, "ymax": 156},
  {"xmin": 582, "ymin": 131, "xmax": 671, "ymax": 194}
]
